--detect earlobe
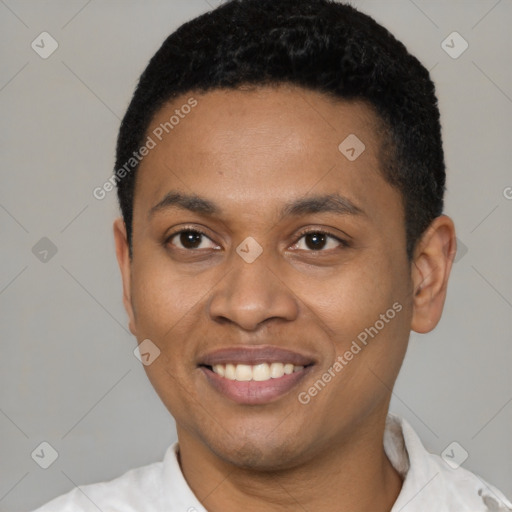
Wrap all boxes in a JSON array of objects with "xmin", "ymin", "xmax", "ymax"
[
  {"xmin": 410, "ymin": 215, "xmax": 456, "ymax": 334},
  {"xmin": 113, "ymin": 217, "xmax": 137, "ymax": 337}
]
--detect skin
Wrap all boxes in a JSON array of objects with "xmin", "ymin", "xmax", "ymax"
[{"xmin": 114, "ymin": 85, "xmax": 456, "ymax": 511}]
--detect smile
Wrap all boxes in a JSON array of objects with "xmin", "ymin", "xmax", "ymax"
[
  {"xmin": 198, "ymin": 345, "xmax": 316, "ymax": 404},
  {"xmin": 211, "ymin": 362, "xmax": 304, "ymax": 381}
]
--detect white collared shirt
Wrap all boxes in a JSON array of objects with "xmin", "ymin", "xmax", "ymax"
[{"xmin": 32, "ymin": 413, "xmax": 512, "ymax": 511}]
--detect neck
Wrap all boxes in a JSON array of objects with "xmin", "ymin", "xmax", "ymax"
[{"xmin": 176, "ymin": 412, "xmax": 403, "ymax": 512}]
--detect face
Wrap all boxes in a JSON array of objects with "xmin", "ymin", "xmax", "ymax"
[{"xmin": 114, "ymin": 86, "xmax": 422, "ymax": 470}]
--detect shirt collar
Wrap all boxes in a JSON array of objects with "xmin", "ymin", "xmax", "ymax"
[{"xmin": 162, "ymin": 413, "xmax": 511, "ymax": 512}]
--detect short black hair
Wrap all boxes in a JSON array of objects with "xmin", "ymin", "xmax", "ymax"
[{"xmin": 115, "ymin": 0, "xmax": 445, "ymax": 261}]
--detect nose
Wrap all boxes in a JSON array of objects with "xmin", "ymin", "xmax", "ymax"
[{"xmin": 207, "ymin": 251, "xmax": 299, "ymax": 331}]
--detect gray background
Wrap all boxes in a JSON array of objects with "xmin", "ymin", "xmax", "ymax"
[{"xmin": 1, "ymin": 0, "xmax": 511, "ymax": 510}]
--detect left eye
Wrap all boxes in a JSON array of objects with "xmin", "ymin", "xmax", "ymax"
[{"xmin": 292, "ymin": 231, "xmax": 347, "ymax": 251}]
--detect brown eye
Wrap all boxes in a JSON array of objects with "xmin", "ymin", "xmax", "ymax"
[
  {"xmin": 167, "ymin": 229, "xmax": 217, "ymax": 250},
  {"xmin": 304, "ymin": 232, "xmax": 328, "ymax": 250},
  {"xmin": 292, "ymin": 230, "xmax": 348, "ymax": 252},
  {"xmin": 179, "ymin": 231, "xmax": 203, "ymax": 249}
]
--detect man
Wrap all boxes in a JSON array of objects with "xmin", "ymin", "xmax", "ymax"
[{"xmin": 33, "ymin": 0, "xmax": 511, "ymax": 510}]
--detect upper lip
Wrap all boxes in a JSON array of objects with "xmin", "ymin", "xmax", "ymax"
[{"xmin": 199, "ymin": 346, "xmax": 316, "ymax": 367}]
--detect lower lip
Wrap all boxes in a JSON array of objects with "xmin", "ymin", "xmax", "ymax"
[{"xmin": 200, "ymin": 366, "xmax": 313, "ymax": 405}]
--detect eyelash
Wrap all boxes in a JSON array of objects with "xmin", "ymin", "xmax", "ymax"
[{"xmin": 165, "ymin": 226, "xmax": 350, "ymax": 252}]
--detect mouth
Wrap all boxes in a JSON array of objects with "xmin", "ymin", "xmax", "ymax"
[
  {"xmin": 198, "ymin": 346, "xmax": 315, "ymax": 405},
  {"xmin": 205, "ymin": 362, "xmax": 306, "ymax": 381}
]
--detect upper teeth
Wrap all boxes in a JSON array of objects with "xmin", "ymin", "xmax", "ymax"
[{"xmin": 212, "ymin": 362, "xmax": 304, "ymax": 381}]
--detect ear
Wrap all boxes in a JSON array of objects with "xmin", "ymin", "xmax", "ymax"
[
  {"xmin": 410, "ymin": 215, "xmax": 457, "ymax": 333},
  {"xmin": 113, "ymin": 217, "xmax": 137, "ymax": 337}
]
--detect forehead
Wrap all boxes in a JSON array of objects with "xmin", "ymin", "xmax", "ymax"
[{"xmin": 134, "ymin": 86, "xmax": 401, "ymax": 227}]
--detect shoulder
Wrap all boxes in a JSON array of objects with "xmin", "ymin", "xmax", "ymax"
[
  {"xmin": 30, "ymin": 447, "xmax": 172, "ymax": 512},
  {"xmin": 422, "ymin": 451, "xmax": 512, "ymax": 511},
  {"xmin": 386, "ymin": 413, "xmax": 512, "ymax": 512}
]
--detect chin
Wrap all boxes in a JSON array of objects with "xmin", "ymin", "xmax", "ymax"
[{"xmin": 210, "ymin": 435, "xmax": 308, "ymax": 472}]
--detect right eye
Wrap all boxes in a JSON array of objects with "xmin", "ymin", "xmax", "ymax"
[{"xmin": 165, "ymin": 228, "xmax": 219, "ymax": 251}]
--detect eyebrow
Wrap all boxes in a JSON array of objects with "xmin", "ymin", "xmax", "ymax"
[{"xmin": 148, "ymin": 191, "xmax": 366, "ymax": 220}]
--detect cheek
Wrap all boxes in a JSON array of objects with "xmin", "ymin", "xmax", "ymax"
[
  {"xmin": 141, "ymin": 357, "xmax": 199, "ymax": 432},
  {"xmin": 299, "ymin": 252, "xmax": 410, "ymax": 375},
  {"xmin": 297, "ymin": 259, "xmax": 395, "ymax": 336},
  {"xmin": 130, "ymin": 255, "xmax": 205, "ymax": 337},
  {"xmin": 130, "ymin": 259, "xmax": 209, "ymax": 419}
]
